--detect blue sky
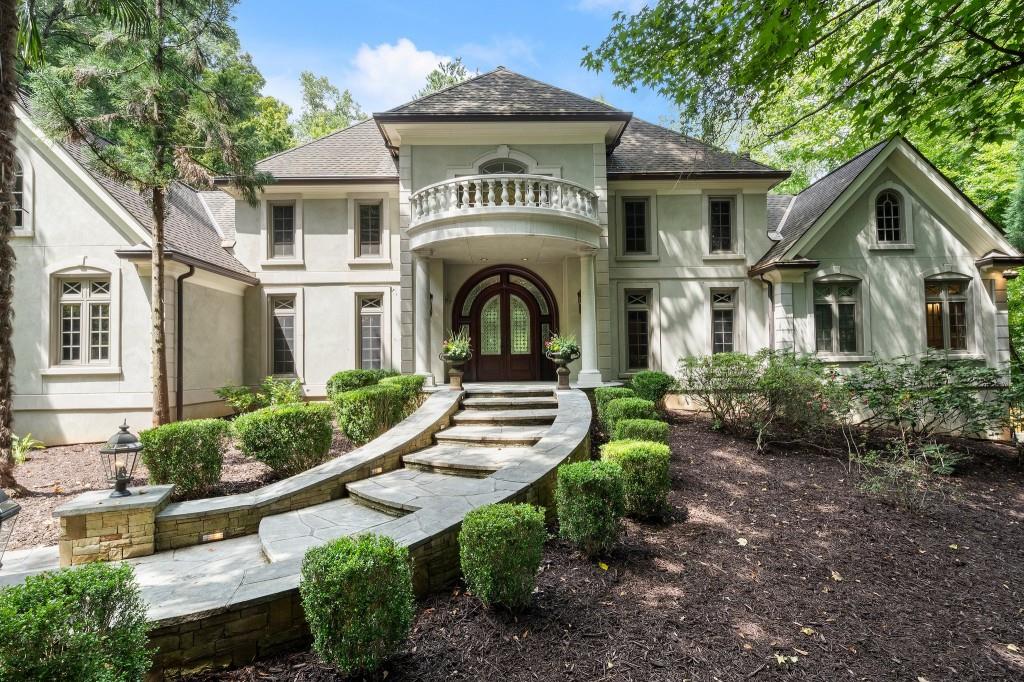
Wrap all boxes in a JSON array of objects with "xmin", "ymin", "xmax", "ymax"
[{"xmin": 232, "ymin": 0, "xmax": 675, "ymax": 123}]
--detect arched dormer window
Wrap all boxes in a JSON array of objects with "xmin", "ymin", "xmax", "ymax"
[
  {"xmin": 875, "ymin": 190, "xmax": 903, "ymax": 242},
  {"xmin": 478, "ymin": 158, "xmax": 528, "ymax": 175}
]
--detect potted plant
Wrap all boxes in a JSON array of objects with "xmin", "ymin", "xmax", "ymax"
[
  {"xmin": 440, "ymin": 328, "xmax": 473, "ymax": 389},
  {"xmin": 544, "ymin": 332, "xmax": 581, "ymax": 390}
]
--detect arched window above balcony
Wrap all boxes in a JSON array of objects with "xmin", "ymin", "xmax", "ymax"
[{"xmin": 478, "ymin": 158, "xmax": 528, "ymax": 175}]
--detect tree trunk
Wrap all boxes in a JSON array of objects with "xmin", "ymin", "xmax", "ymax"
[
  {"xmin": 150, "ymin": 186, "xmax": 170, "ymax": 425},
  {"xmin": 0, "ymin": 0, "xmax": 24, "ymax": 493}
]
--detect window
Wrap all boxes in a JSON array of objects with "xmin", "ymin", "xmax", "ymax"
[
  {"xmin": 926, "ymin": 278, "xmax": 969, "ymax": 351},
  {"xmin": 57, "ymin": 277, "xmax": 111, "ymax": 364},
  {"xmin": 270, "ymin": 296, "xmax": 296, "ymax": 374},
  {"xmin": 269, "ymin": 202, "xmax": 295, "ymax": 258},
  {"xmin": 12, "ymin": 159, "xmax": 25, "ymax": 229},
  {"xmin": 357, "ymin": 202, "xmax": 382, "ymax": 257},
  {"xmin": 478, "ymin": 159, "xmax": 528, "ymax": 175},
  {"xmin": 622, "ymin": 198, "xmax": 649, "ymax": 255},
  {"xmin": 814, "ymin": 281, "xmax": 859, "ymax": 354},
  {"xmin": 625, "ymin": 291, "xmax": 650, "ymax": 370},
  {"xmin": 875, "ymin": 190, "xmax": 902, "ymax": 242},
  {"xmin": 709, "ymin": 197, "xmax": 734, "ymax": 252},
  {"xmin": 711, "ymin": 290, "xmax": 736, "ymax": 354},
  {"xmin": 358, "ymin": 295, "xmax": 383, "ymax": 369}
]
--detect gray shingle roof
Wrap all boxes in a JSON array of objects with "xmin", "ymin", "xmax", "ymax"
[
  {"xmin": 198, "ymin": 190, "xmax": 236, "ymax": 241},
  {"xmin": 766, "ymin": 194, "xmax": 794, "ymax": 235},
  {"xmin": 381, "ymin": 67, "xmax": 625, "ymax": 117},
  {"xmin": 607, "ymin": 118, "xmax": 787, "ymax": 178},
  {"xmin": 757, "ymin": 139, "xmax": 891, "ymax": 267},
  {"xmin": 255, "ymin": 119, "xmax": 397, "ymax": 181}
]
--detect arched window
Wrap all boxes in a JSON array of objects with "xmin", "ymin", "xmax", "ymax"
[
  {"xmin": 875, "ymin": 190, "xmax": 902, "ymax": 242},
  {"xmin": 478, "ymin": 159, "xmax": 528, "ymax": 175}
]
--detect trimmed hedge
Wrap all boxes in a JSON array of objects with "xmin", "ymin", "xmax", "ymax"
[
  {"xmin": 140, "ymin": 419, "xmax": 229, "ymax": 496},
  {"xmin": 326, "ymin": 370, "xmax": 380, "ymax": 399},
  {"xmin": 300, "ymin": 534, "xmax": 414, "ymax": 675},
  {"xmin": 556, "ymin": 460, "xmax": 624, "ymax": 556},
  {"xmin": 612, "ymin": 418, "xmax": 669, "ymax": 444},
  {"xmin": 0, "ymin": 562, "xmax": 150, "ymax": 681},
  {"xmin": 332, "ymin": 383, "xmax": 406, "ymax": 444},
  {"xmin": 630, "ymin": 370, "xmax": 675, "ymax": 405},
  {"xmin": 379, "ymin": 374, "xmax": 426, "ymax": 405},
  {"xmin": 232, "ymin": 403, "xmax": 334, "ymax": 475},
  {"xmin": 602, "ymin": 397, "xmax": 658, "ymax": 432},
  {"xmin": 594, "ymin": 386, "xmax": 636, "ymax": 414},
  {"xmin": 459, "ymin": 503, "xmax": 547, "ymax": 610},
  {"xmin": 600, "ymin": 440, "xmax": 671, "ymax": 519}
]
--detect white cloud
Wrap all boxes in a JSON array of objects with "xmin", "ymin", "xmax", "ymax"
[
  {"xmin": 458, "ymin": 37, "xmax": 537, "ymax": 69},
  {"xmin": 345, "ymin": 39, "xmax": 449, "ymax": 112},
  {"xmin": 576, "ymin": 0, "xmax": 647, "ymax": 14}
]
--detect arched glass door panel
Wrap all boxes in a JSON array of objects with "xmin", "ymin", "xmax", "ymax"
[
  {"xmin": 480, "ymin": 295, "xmax": 502, "ymax": 355},
  {"xmin": 510, "ymin": 295, "xmax": 530, "ymax": 355}
]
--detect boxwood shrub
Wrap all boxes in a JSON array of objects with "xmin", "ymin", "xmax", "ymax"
[
  {"xmin": 612, "ymin": 417, "xmax": 669, "ymax": 444},
  {"xmin": 300, "ymin": 534, "xmax": 414, "ymax": 675},
  {"xmin": 600, "ymin": 440, "xmax": 672, "ymax": 519},
  {"xmin": 332, "ymin": 383, "xmax": 407, "ymax": 444},
  {"xmin": 459, "ymin": 503, "xmax": 547, "ymax": 610},
  {"xmin": 232, "ymin": 403, "xmax": 334, "ymax": 475},
  {"xmin": 140, "ymin": 418, "xmax": 229, "ymax": 496},
  {"xmin": 630, "ymin": 370, "xmax": 676, "ymax": 405},
  {"xmin": 379, "ymin": 374, "xmax": 426, "ymax": 406},
  {"xmin": 326, "ymin": 369, "xmax": 381, "ymax": 399},
  {"xmin": 0, "ymin": 562, "xmax": 149, "ymax": 681},
  {"xmin": 594, "ymin": 386, "xmax": 636, "ymax": 415},
  {"xmin": 602, "ymin": 397, "xmax": 658, "ymax": 432},
  {"xmin": 555, "ymin": 460, "xmax": 624, "ymax": 556}
]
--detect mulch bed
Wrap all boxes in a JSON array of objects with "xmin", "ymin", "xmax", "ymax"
[
  {"xmin": 193, "ymin": 412, "xmax": 1024, "ymax": 681},
  {"xmin": 5, "ymin": 429, "xmax": 353, "ymax": 551}
]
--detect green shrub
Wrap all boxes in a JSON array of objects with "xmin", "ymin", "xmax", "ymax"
[
  {"xmin": 232, "ymin": 403, "xmax": 334, "ymax": 475},
  {"xmin": 261, "ymin": 376, "xmax": 303, "ymax": 405},
  {"xmin": 556, "ymin": 460, "xmax": 624, "ymax": 556},
  {"xmin": 602, "ymin": 397, "xmax": 658, "ymax": 432},
  {"xmin": 630, "ymin": 370, "xmax": 676, "ymax": 405},
  {"xmin": 140, "ymin": 419, "xmax": 229, "ymax": 496},
  {"xmin": 612, "ymin": 418, "xmax": 669, "ymax": 444},
  {"xmin": 300, "ymin": 534, "xmax": 414, "ymax": 675},
  {"xmin": 600, "ymin": 440, "xmax": 672, "ymax": 519},
  {"xmin": 379, "ymin": 374, "xmax": 426, "ymax": 406},
  {"xmin": 0, "ymin": 562, "xmax": 149, "ymax": 681},
  {"xmin": 594, "ymin": 386, "xmax": 636, "ymax": 415},
  {"xmin": 459, "ymin": 503, "xmax": 547, "ymax": 610},
  {"xmin": 325, "ymin": 369, "xmax": 397, "ymax": 399},
  {"xmin": 332, "ymin": 383, "xmax": 407, "ymax": 444},
  {"xmin": 216, "ymin": 376, "xmax": 303, "ymax": 414}
]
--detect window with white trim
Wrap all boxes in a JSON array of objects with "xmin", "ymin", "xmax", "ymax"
[
  {"xmin": 709, "ymin": 196, "xmax": 735, "ymax": 253},
  {"xmin": 358, "ymin": 295, "xmax": 383, "ymax": 370},
  {"xmin": 875, "ymin": 190, "xmax": 903, "ymax": 242},
  {"xmin": 479, "ymin": 159, "xmax": 528, "ymax": 174},
  {"xmin": 56, "ymin": 278, "xmax": 111, "ymax": 364},
  {"xmin": 269, "ymin": 202, "xmax": 295, "ymax": 258},
  {"xmin": 814, "ymin": 280, "xmax": 860, "ymax": 354},
  {"xmin": 925, "ymin": 277, "xmax": 969, "ymax": 351},
  {"xmin": 625, "ymin": 290, "xmax": 651, "ymax": 370},
  {"xmin": 270, "ymin": 295, "xmax": 296, "ymax": 374},
  {"xmin": 12, "ymin": 159, "xmax": 26, "ymax": 229},
  {"xmin": 622, "ymin": 197, "xmax": 650, "ymax": 255},
  {"xmin": 357, "ymin": 202, "xmax": 382, "ymax": 257},
  {"xmin": 710, "ymin": 289, "xmax": 736, "ymax": 354}
]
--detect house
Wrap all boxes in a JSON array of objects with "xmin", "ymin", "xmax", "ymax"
[{"xmin": 10, "ymin": 68, "xmax": 1022, "ymax": 444}]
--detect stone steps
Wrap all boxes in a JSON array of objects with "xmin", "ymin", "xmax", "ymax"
[
  {"xmin": 257, "ymin": 498, "xmax": 395, "ymax": 563},
  {"xmin": 434, "ymin": 424, "xmax": 548, "ymax": 446},
  {"xmin": 452, "ymin": 408, "xmax": 557, "ymax": 426},
  {"xmin": 463, "ymin": 385, "xmax": 553, "ymax": 398},
  {"xmin": 346, "ymin": 468, "xmax": 509, "ymax": 516},
  {"xmin": 462, "ymin": 395, "xmax": 558, "ymax": 410},
  {"xmin": 403, "ymin": 444, "xmax": 534, "ymax": 477}
]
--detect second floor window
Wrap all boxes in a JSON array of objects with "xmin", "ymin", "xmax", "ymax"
[
  {"xmin": 270, "ymin": 296, "xmax": 296, "ymax": 374},
  {"xmin": 926, "ymin": 278, "xmax": 969, "ymax": 351},
  {"xmin": 270, "ymin": 202, "xmax": 295, "ymax": 258},
  {"xmin": 709, "ymin": 197, "xmax": 734, "ymax": 252},
  {"xmin": 875, "ymin": 190, "xmax": 903, "ymax": 242},
  {"xmin": 57, "ymin": 278, "xmax": 111, "ymax": 364},
  {"xmin": 814, "ymin": 281, "xmax": 859, "ymax": 354},
  {"xmin": 358, "ymin": 202, "xmax": 382, "ymax": 256},
  {"xmin": 623, "ymin": 198, "xmax": 649, "ymax": 255}
]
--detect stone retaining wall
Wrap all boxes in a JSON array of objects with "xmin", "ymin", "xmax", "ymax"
[{"xmin": 55, "ymin": 486, "xmax": 173, "ymax": 567}]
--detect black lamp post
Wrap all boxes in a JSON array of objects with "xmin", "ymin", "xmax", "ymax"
[
  {"xmin": 0, "ymin": 489, "xmax": 21, "ymax": 569},
  {"xmin": 100, "ymin": 420, "xmax": 143, "ymax": 498}
]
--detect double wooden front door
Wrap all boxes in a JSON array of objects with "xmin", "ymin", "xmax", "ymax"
[{"xmin": 470, "ymin": 284, "xmax": 541, "ymax": 381}]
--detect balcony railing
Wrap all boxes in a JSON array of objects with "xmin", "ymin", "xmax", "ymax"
[{"xmin": 410, "ymin": 174, "xmax": 599, "ymax": 227}]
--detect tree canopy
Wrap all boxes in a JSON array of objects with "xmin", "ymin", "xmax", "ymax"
[
  {"xmin": 295, "ymin": 71, "xmax": 366, "ymax": 143},
  {"xmin": 415, "ymin": 57, "xmax": 473, "ymax": 99}
]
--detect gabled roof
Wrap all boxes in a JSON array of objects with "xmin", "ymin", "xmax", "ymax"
[
  {"xmin": 198, "ymin": 190, "xmax": 236, "ymax": 241},
  {"xmin": 607, "ymin": 118, "xmax": 789, "ymax": 179},
  {"xmin": 766, "ymin": 194, "xmax": 794, "ymax": 235},
  {"xmin": 377, "ymin": 67, "xmax": 629, "ymax": 120},
  {"xmin": 254, "ymin": 119, "xmax": 397, "ymax": 182}
]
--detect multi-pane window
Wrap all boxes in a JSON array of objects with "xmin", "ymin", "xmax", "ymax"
[
  {"xmin": 711, "ymin": 290, "xmax": 736, "ymax": 354},
  {"xmin": 57, "ymin": 278, "xmax": 111, "ymax": 364},
  {"xmin": 623, "ymin": 198, "xmax": 649, "ymax": 255},
  {"xmin": 875, "ymin": 190, "xmax": 903, "ymax": 242},
  {"xmin": 358, "ymin": 202, "xmax": 382, "ymax": 257},
  {"xmin": 926, "ymin": 279, "xmax": 969, "ymax": 351},
  {"xmin": 270, "ymin": 296, "xmax": 296, "ymax": 374},
  {"xmin": 12, "ymin": 159, "xmax": 25, "ymax": 228},
  {"xmin": 709, "ymin": 197, "xmax": 734, "ymax": 252},
  {"xmin": 478, "ymin": 159, "xmax": 528, "ymax": 175},
  {"xmin": 814, "ymin": 281, "xmax": 859, "ymax": 354},
  {"xmin": 359, "ymin": 295, "xmax": 383, "ymax": 370},
  {"xmin": 270, "ymin": 202, "xmax": 295, "ymax": 258},
  {"xmin": 625, "ymin": 290, "xmax": 650, "ymax": 370}
]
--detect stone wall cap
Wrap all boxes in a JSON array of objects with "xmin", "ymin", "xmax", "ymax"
[{"xmin": 53, "ymin": 485, "xmax": 174, "ymax": 517}]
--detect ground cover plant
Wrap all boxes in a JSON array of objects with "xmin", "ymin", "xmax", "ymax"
[{"xmin": 459, "ymin": 503, "xmax": 547, "ymax": 610}]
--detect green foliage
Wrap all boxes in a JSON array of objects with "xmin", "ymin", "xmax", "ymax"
[
  {"xmin": 415, "ymin": 57, "xmax": 474, "ymax": 99},
  {"xmin": 441, "ymin": 328, "xmax": 471, "ymax": 362},
  {"xmin": 325, "ymin": 369, "xmax": 397, "ymax": 399},
  {"xmin": 600, "ymin": 440, "xmax": 672, "ymax": 519},
  {"xmin": 261, "ymin": 376, "xmax": 304, "ymax": 405},
  {"xmin": 556, "ymin": 460, "xmax": 625, "ymax": 556},
  {"xmin": 1005, "ymin": 132, "xmax": 1024, "ymax": 249},
  {"xmin": 215, "ymin": 384, "xmax": 263, "ymax": 414},
  {"xmin": 140, "ymin": 419, "xmax": 228, "ymax": 496},
  {"xmin": 295, "ymin": 71, "xmax": 367, "ymax": 143},
  {"xmin": 332, "ymin": 384, "xmax": 407, "ymax": 445},
  {"xmin": 612, "ymin": 418, "xmax": 669, "ymax": 444},
  {"xmin": 544, "ymin": 332, "xmax": 580, "ymax": 359},
  {"xmin": 601, "ymin": 397, "xmax": 658, "ymax": 432},
  {"xmin": 852, "ymin": 442, "xmax": 970, "ymax": 510},
  {"xmin": 458, "ymin": 503, "xmax": 547, "ymax": 610},
  {"xmin": 594, "ymin": 386, "xmax": 636, "ymax": 416},
  {"xmin": 11, "ymin": 433, "xmax": 44, "ymax": 464},
  {"xmin": 232, "ymin": 403, "xmax": 334, "ymax": 475},
  {"xmin": 0, "ymin": 562, "xmax": 150, "ymax": 681},
  {"xmin": 299, "ymin": 534, "xmax": 414, "ymax": 675},
  {"xmin": 245, "ymin": 96, "xmax": 295, "ymax": 158},
  {"xmin": 379, "ymin": 374, "xmax": 426, "ymax": 407},
  {"xmin": 630, "ymin": 370, "xmax": 676, "ymax": 405},
  {"xmin": 216, "ymin": 377, "xmax": 303, "ymax": 414}
]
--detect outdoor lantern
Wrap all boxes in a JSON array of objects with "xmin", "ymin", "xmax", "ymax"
[
  {"xmin": 100, "ymin": 420, "xmax": 143, "ymax": 498},
  {"xmin": 0, "ymin": 489, "xmax": 21, "ymax": 569}
]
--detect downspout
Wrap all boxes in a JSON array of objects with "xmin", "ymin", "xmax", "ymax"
[{"xmin": 175, "ymin": 265, "xmax": 195, "ymax": 421}]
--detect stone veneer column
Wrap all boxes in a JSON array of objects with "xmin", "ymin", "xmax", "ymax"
[
  {"xmin": 54, "ymin": 485, "xmax": 173, "ymax": 566},
  {"xmin": 578, "ymin": 253, "xmax": 602, "ymax": 387},
  {"xmin": 414, "ymin": 254, "xmax": 433, "ymax": 384}
]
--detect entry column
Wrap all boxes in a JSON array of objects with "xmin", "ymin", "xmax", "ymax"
[
  {"xmin": 578, "ymin": 253, "xmax": 603, "ymax": 387},
  {"xmin": 414, "ymin": 254, "xmax": 434, "ymax": 385}
]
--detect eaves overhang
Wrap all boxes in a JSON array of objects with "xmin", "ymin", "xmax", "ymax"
[{"xmin": 115, "ymin": 248, "xmax": 258, "ymax": 286}]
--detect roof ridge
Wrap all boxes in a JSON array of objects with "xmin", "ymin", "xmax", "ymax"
[
  {"xmin": 791, "ymin": 136, "xmax": 893, "ymax": 198},
  {"xmin": 494, "ymin": 69, "xmax": 624, "ymax": 113},
  {"xmin": 255, "ymin": 117, "xmax": 375, "ymax": 165},
  {"xmin": 382, "ymin": 66, "xmax": 500, "ymax": 113}
]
